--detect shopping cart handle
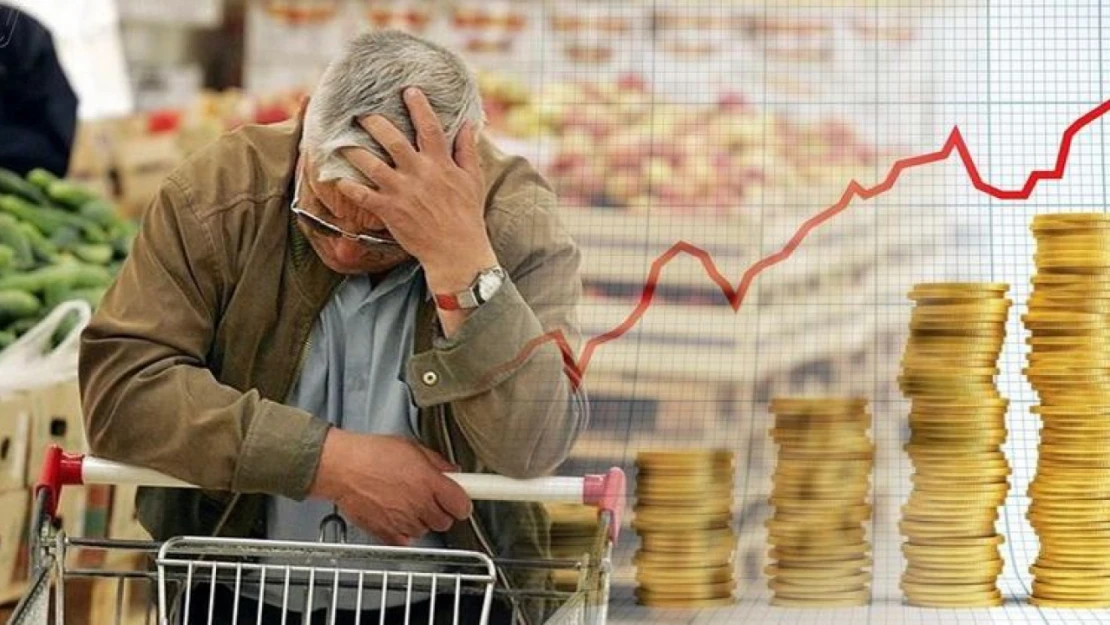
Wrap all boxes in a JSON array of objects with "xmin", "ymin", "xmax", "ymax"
[{"xmin": 36, "ymin": 445, "xmax": 626, "ymax": 543}]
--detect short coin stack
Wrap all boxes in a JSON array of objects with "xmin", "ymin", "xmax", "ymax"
[
  {"xmin": 546, "ymin": 503, "xmax": 600, "ymax": 591},
  {"xmin": 897, "ymin": 282, "xmax": 1012, "ymax": 608},
  {"xmin": 632, "ymin": 450, "xmax": 737, "ymax": 608},
  {"xmin": 766, "ymin": 398, "xmax": 874, "ymax": 608},
  {"xmin": 1025, "ymin": 213, "xmax": 1110, "ymax": 608}
]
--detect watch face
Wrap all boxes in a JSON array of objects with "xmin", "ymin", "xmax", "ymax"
[{"xmin": 477, "ymin": 268, "xmax": 505, "ymax": 301}]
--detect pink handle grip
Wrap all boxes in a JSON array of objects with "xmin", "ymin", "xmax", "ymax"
[{"xmin": 584, "ymin": 467, "xmax": 626, "ymax": 544}]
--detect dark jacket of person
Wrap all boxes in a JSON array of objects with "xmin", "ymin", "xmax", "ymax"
[{"xmin": 0, "ymin": 5, "xmax": 78, "ymax": 176}]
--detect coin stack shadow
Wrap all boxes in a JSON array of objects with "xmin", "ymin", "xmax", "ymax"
[
  {"xmin": 1025, "ymin": 213, "xmax": 1110, "ymax": 608},
  {"xmin": 897, "ymin": 283, "xmax": 1012, "ymax": 608},
  {"xmin": 766, "ymin": 398, "xmax": 874, "ymax": 608},
  {"xmin": 632, "ymin": 450, "xmax": 737, "ymax": 608}
]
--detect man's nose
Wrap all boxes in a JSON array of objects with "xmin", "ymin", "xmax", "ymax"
[{"xmin": 332, "ymin": 238, "xmax": 366, "ymax": 264}]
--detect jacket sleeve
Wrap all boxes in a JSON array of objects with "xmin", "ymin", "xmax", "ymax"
[
  {"xmin": 79, "ymin": 176, "xmax": 330, "ymax": 499},
  {"xmin": 405, "ymin": 160, "xmax": 588, "ymax": 478}
]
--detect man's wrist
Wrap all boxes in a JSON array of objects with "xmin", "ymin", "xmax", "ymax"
[
  {"xmin": 424, "ymin": 246, "xmax": 498, "ymax": 294},
  {"xmin": 309, "ymin": 427, "xmax": 342, "ymax": 501}
]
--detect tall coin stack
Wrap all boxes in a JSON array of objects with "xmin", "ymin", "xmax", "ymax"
[
  {"xmin": 632, "ymin": 450, "xmax": 737, "ymax": 608},
  {"xmin": 1025, "ymin": 213, "xmax": 1110, "ymax": 608},
  {"xmin": 898, "ymin": 283, "xmax": 1012, "ymax": 608},
  {"xmin": 766, "ymin": 398, "xmax": 874, "ymax": 608}
]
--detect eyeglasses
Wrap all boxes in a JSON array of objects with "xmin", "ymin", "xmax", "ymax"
[{"xmin": 290, "ymin": 165, "xmax": 400, "ymax": 247}]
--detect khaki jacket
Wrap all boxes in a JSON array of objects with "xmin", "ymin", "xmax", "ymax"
[{"xmin": 78, "ymin": 119, "xmax": 586, "ymax": 623}]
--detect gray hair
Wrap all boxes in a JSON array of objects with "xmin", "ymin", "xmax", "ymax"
[{"xmin": 301, "ymin": 30, "xmax": 485, "ymax": 183}]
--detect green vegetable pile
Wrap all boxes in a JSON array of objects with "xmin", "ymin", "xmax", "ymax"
[{"xmin": 0, "ymin": 167, "xmax": 137, "ymax": 350}]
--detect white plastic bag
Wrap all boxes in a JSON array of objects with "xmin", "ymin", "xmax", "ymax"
[{"xmin": 0, "ymin": 300, "xmax": 93, "ymax": 395}]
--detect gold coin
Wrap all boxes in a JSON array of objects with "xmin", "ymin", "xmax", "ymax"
[
  {"xmin": 769, "ymin": 543, "xmax": 870, "ymax": 558},
  {"xmin": 636, "ymin": 595, "xmax": 736, "ymax": 608},
  {"xmin": 765, "ymin": 562, "xmax": 870, "ymax": 579},
  {"xmin": 901, "ymin": 580, "xmax": 998, "ymax": 594},
  {"xmin": 904, "ymin": 562, "xmax": 1005, "ymax": 579},
  {"xmin": 770, "ymin": 587, "xmax": 871, "ymax": 603},
  {"xmin": 640, "ymin": 530, "xmax": 735, "ymax": 549},
  {"xmin": 902, "ymin": 543, "xmax": 1001, "ymax": 558},
  {"xmin": 636, "ymin": 486, "xmax": 734, "ymax": 500},
  {"xmin": 1029, "ymin": 596, "xmax": 1110, "ymax": 608},
  {"xmin": 904, "ymin": 534, "xmax": 1004, "ymax": 547},
  {"xmin": 766, "ymin": 518, "xmax": 866, "ymax": 534},
  {"xmin": 909, "ymin": 282, "xmax": 1009, "ymax": 294},
  {"xmin": 769, "ymin": 595, "xmax": 869, "ymax": 608},
  {"xmin": 904, "ymin": 593, "xmax": 1003, "ymax": 608},
  {"xmin": 632, "ymin": 517, "xmax": 732, "ymax": 533},
  {"xmin": 1030, "ymin": 565, "xmax": 1110, "ymax": 580},
  {"xmin": 1035, "ymin": 556, "xmax": 1110, "ymax": 570},
  {"xmin": 637, "ymin": 449, "xmax": 734, "ymax": 462},
  {"xmin": 901, "ymin": 572, "xmax": 1002, "ymax": 587},
  {"xmin": 634, "ymin": 545, "xmax": 735, "ymax": 566},
  {"xmin": 635, "ymin": 584, "xmax": 736, "ymax": 601},
  {"xmin": 634, "ymin": 500, "xmax": 732, "ymax": 514},
  {"xmin": 769, "ymin": 554, "xmax": 873, "ymax": 567},
  {"xmin": 901, "ymin": 507, "xmax": 999, "ymax": 522},
  {"xmin": 636, "ymin": 473, "xmax": 734, "ymax": 486},
  {"xmin": 773, "ymin": 511, "xmax": 872, "ymax": 526},
  {"xmin": 635, "ymin": 564, "xmax": 734, "ymax": 583},
  {"xmin": 769, "ymin": 575, "xmax": 871, "ymax": 593},
  {"xmin": 900, "ymin": 521, "xmax": 998, "ymax": 537},
  {"xmin": 768, "ymin": 498, "xmax": 871, "ymax": 510},
  {"xmin": 769, "ymin": 397, "xmax": 869, "ymax": 410},
  {"xmin": 767, "ymin": 523, "xmax": 867, "ymax": 538},
  {"xmin": 1032, "ymin": 582, "xmax": 1110, "ymax": 599},
  {"xmin": 909, "ymin": 475, "xmax": 1010, "ymax": 488}
]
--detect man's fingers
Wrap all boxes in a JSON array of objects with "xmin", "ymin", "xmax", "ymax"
[
  {"xmin": 454, "ymin": 121, "xmax": 482, "ymax": 180},
  {"xmin": 358, "ymin": 114, "xmax": 418, "ymax": 169},
  {"xmin": 340, "ymin": 147, "xmax": 400, "ymax": 191},
  {"xmin": 404, "ymin": 87, "xmax": 451, "ymax": 158},
  {"xmin": 434, "ymin": 477, "xmax": 474, "ymax": 521},
  {"xmin": 420, "ymin": 504, "xmax": 456, "ymax": 533}
]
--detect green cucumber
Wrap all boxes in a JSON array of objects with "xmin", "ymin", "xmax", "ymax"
[
  {"xmin": 0, "ymin": 289, "xmax": 42, "ymax": 320},
  {"xmin": 0, "ymin": 168, "xmax": 51, "ymax": 206},
  {"xmin": 74, "ymin": 243, "xmax": 114, "ymax": 265},
  {"xmin": 47, "ymin": 180, "xmax": 98, "ymax": 211}
]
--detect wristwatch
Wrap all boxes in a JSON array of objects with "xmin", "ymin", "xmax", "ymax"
[{"xmin": 433, "ymin": 265, "xmax": 507, "ymax": 310}]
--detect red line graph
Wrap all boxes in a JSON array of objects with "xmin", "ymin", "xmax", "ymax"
[{"xmin": 496, "ymin": 99, "xmax": 1110, "ymax": 389}]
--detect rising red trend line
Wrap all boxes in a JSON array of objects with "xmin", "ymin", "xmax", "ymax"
[{"xmin": 494, "ymin": 99, "xmax": 1110, "ymax": 390}]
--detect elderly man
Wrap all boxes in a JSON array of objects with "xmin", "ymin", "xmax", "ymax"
[{"xmin": 79, "ymin": 30, "xmax": 586, "ymax": 625}]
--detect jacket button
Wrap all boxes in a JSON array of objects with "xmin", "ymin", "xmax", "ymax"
[{"xmin": 422, "ymin": 371, "xmax": 439, "ymax": 386}]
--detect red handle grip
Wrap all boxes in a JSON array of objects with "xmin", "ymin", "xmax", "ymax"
[{"xmin": 35, "ymin": 444, "xmax": 85, "ymax": 518}]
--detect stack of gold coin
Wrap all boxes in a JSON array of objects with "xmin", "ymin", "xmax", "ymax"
[
  {"xmin": 632, "ymin": 450, "xmax": 737, "ymax": 608},
  {"xmin": 897, "ymin": 282, "xmax": 1012, "ymax": 608},
  {"xmin": 546, "ymin": 503, "xmax": 600, "ymax": 591},
  {"xmin": 1025, "ymin": 213, "xmax": 1110, "ymax": 608},
  {"xmin": 766, "ymin": 398, "xmax": 873, "ymax": 608}
]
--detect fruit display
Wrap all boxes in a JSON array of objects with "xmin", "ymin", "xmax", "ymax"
[
  {"xmin": 0, "ymin": 168, "xmax": 136, "ymax": 350},
  {"xmin": 481, "ymin": 73, "xmax": 879, "ymax": 214}
]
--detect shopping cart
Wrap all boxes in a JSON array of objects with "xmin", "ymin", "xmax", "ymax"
[{"xmin": 9, "ymin": 445, "xmax": 625, "ymax": 625}]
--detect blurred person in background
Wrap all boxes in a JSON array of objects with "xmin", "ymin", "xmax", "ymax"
[
  {"xmin": 0, "ymin": 3, "xmax": 78, "ymax": 176},
  {"xmin": 80, "ymin": 29, "xmax": 586, "ymax": 625}
]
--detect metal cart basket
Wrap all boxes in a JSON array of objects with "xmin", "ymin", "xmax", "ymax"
[{"xmin": 9, "ymin": 445, "xmax": 625, "ymax": 625}]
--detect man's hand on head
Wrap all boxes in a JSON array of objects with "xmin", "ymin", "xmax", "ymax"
[
  {"xmin": 336, "ymin": 88, "xmax": 498, "ymax": 296},
  {"xmin": 309, "ymin": 429, "xmax": 473, "ymax": 546}
]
